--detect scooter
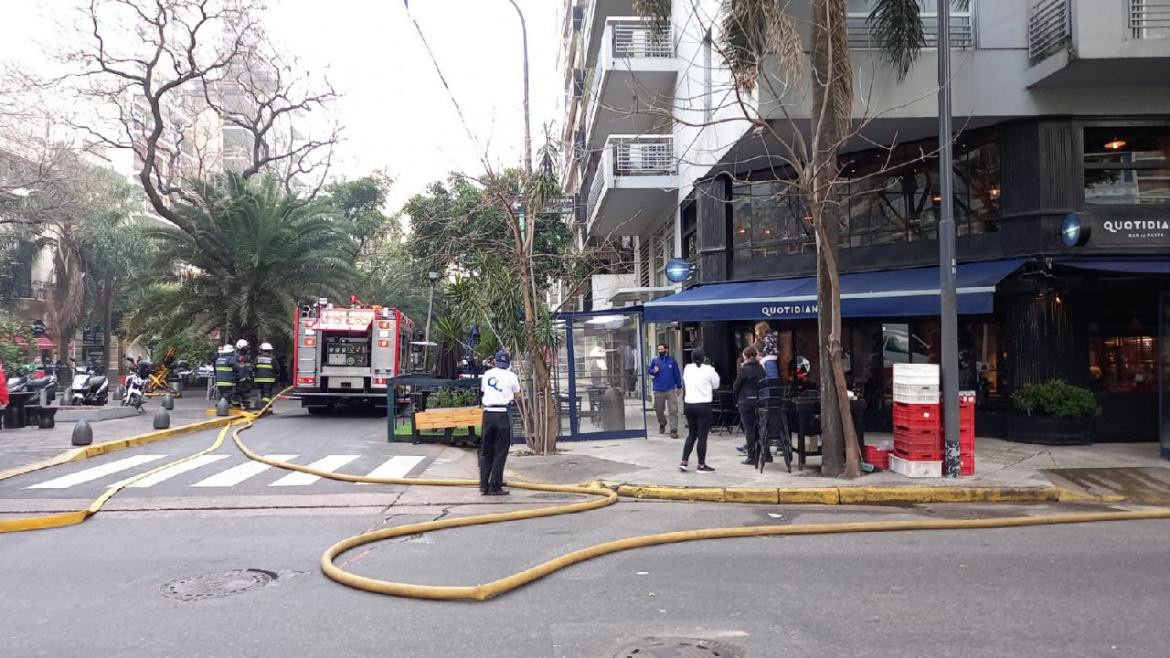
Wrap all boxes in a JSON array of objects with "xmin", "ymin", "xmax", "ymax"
[
  {"xmin": 66, "ymin": 360, "xmax": 109, "ymax": 406},
  {"xmin": 6, "ymin": 366, "xmax": 57, "ymax": 405},
  {"xmin": 122, "ymin": 357, "xmax": 150, "ymax": 412}
]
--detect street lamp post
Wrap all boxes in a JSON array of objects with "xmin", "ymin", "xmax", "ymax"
[
  {"xmin": 425, "ymin": 271, "xmax": 440, "ymax": 373},
  {"xmin": 937, "ymin": 0, "xmax": 960, "ymax": 478}
]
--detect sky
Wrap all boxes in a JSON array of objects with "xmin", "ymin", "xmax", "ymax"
[{"xmin": 0, "ymin": 0, "xmax": 564, "ymax": 210}]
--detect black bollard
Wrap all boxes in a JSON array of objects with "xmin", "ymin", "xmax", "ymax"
[
  {"xmin": 153, "ymin": 407, "xmax": 170, "ymax": 430},
  {"xmin": 162, "ymin": 394, "xmax": 174, "ymax": 410},
  {"xmin": 71, "ymin": 419, "xmax": 94, "ymax": 446}
]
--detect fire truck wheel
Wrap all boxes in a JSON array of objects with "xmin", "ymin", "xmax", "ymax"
[{"xmin": 307, "ymin": 405, "xmax": 332, "ymax": 415}]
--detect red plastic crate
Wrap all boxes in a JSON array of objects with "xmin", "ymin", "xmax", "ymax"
[
  {"xmin": 894, "ymin": 446, "xmax": 945, "ymax": 461},
  {"xmin": 863, "ymin": 445, "xmax": 890, "ymax": 469},
  {"xmin": 960, "ymin": 454, "xmax": 975, "ymax": 476}
]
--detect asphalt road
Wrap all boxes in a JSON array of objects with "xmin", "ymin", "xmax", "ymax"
[{"xmin": 1, "ymin": 409, "xmax": 1168, "ymax": 657}]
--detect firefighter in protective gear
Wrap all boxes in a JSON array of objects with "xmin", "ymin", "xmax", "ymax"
[
  {"xmin": 255, "ymin": 342, "xmax": 277, "ymax": 409},
  {"xmin": 213, "ymin": 344, "xmax": 238, "ymax": 401}
]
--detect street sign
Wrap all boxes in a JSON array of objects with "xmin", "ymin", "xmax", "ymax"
[{"xmin": 543, "ymin": 195, "xmax": 577, "ymax": 215}]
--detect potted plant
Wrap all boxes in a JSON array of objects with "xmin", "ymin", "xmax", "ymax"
[{"xmin": 1007, "ymin": 379, "xmax": 1101, "ymax": 445}]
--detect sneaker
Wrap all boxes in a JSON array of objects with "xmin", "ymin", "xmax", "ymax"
[
  {"xmin": 670, "ymin": 430, "xmax": 678, "ymax": 439},
  {"xmin": 741, "ymin": 458, "xmax": 755, "ymax": 465},
  {"xmin": 696, "ymin": 465, "xmax": 716, "ymax": 473},
  {"xmin": 659, "ymin": 424, "xmax": 666, "ymax": 434},
  {"xmin": 678, "ymin": 462, "xmax": 688, "ymax": 472},
  {"xmin": 485, "ymin": 489, "xmax": 510, "ymax": 496},
  {"xmin": 736, "ymin": 445, "xmax": 747, "ymax": 455}
]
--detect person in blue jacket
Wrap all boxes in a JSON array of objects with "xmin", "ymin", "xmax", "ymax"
[{"xmin": 647, "ymin": 343, "xmax": 683, "ymax": 438}]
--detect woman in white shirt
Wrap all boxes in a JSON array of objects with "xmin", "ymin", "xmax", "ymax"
[{"xmin": 680, "ymin": 349, "xmax": 720, "ymax": 472}]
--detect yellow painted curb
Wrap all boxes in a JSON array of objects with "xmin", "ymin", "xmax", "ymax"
[
  {"xmin": 838, "ymin": 486, "xmax": 1062, "ymax": 505},
  {"xmin": 724, "ymin": 488, "xmax": 780, "ymax": 504},
  {"xmin": 777, "ymin": 488, "xmax": 842, "ymax": 505},
  {"xmin": 616, "ymin": 485, "xmax": 726, "ymax": 502},
  {"xmin": 0, "ymin": 415, "xmax": 236, "ymax": 483}
]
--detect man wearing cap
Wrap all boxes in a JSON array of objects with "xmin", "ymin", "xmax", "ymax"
[{"xmin": 479, "ymin": 349, "xmax": 522, "ymax": 495}]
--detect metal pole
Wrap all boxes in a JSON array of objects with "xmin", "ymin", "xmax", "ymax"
[
  {"xmin": 937, "ymin": 0, "xmax": 960, "ymax": 478},
  {"xmin": 506, "ymin": 0, "xmax": 532, "ymax": 174},
  {"xmin": 424, "ymin": 281, "xmax": 436, "ymax": 373}
]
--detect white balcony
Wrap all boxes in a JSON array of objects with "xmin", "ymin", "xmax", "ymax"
[
  {"xmin": 586, "ymin": 135, "xmax": 678, "ymax": 239},
  {"xmin": 585, "ymin": 17, "xmax": 679, "ymax": 148},
  {"xmin": 1028, "ymin": 0, "xmax": 1170, "ymax": 87}
]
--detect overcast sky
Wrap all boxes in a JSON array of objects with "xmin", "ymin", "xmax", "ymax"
[{"xmin": 0, "ymin": 0, "xmax": 563, "ymax": 210}]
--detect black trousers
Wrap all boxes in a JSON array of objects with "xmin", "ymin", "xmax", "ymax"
[
  {"xmin": 682, "ymin": 402, "xmax": 712, "ymax": 464},
  {"xmin": 479, "ymin": 410, "xmax": 511, "ymax": 492},
  {"xmin": 739, "ymin": 401, "xmax": 760, "ymax": 461}
]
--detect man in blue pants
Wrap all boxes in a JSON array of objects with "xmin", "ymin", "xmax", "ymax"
[{"xmin": 479, "ymin": 350, "xmax": 522, "ymax": 496}]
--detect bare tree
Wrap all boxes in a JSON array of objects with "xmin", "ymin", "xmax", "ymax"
[{"xmin": 58, "ymin": 0, "xmax": 338, "ymax": 254}]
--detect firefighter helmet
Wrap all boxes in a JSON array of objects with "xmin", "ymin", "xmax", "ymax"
[
  {"xmin": 259, "ymin": 342, "xmax": 274, "ymax": 351},
  {"xmin": 235, "ymin": 339, "xmax": 249, "ymax": 350}
]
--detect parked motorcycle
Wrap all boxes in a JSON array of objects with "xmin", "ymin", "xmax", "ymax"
[
  {"xmin": 122, "ymin": 357, "xmax": 150, "ymax": 412},
  {"xmin": 65, "ymin": 359, "xmax": 109, "ymax": 406},
  {"xmin": 6, "ymin": 365, "xmax": 57, "ymax": 405}
]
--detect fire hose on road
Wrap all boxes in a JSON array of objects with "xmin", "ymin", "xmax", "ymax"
[{"xmin": 4, "ymin": 392, "xmax": 1170, "ymax": 601}]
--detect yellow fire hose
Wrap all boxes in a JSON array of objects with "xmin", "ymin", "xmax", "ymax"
[{"xmin": 4, "ymin": 390, "xmax": 1170, "ymax": 602}]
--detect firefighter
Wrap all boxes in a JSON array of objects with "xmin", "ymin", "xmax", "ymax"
[
  {"xmin": 255, "ymin": 342, "xmax": 277, "ymax": 410},
  {"xmin": 478, "ymin": 349, "xmax": 522, "ymax": 496},
  {"xmin": 213, "ymin": 344, "xmax": 238, "ymax": 402}
]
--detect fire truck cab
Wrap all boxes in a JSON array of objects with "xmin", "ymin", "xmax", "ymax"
[{"xmin": 294, "ymin": 298, "xmax": 414, "ymax": 412}]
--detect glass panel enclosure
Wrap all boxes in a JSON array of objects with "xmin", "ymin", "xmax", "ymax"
[{"xmin": 568, "ymin": 312, "xmax": 647, "ymax": 437}]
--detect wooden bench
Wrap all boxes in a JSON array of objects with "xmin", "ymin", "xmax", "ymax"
[{"xmin": 411, "ymin": 405, "xmax": 481, "ymax": 445}]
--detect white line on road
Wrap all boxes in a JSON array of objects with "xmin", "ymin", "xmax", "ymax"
[
  {"xmin": 192, "ymin": 455, "xmax": 297, "ymax": 487},
  {"xmin": 357, "ymin": 456, "xmax": 426, "ymax": 484},
  {"xmin": 269, "ymin": 455, "xmax": 360, "ymax": 487},
  {"xmin": 126, "ymin": 454, "xmax": 231, "ymax": 488},
  {"xmin": 26, "ymin": 455, "xmax": 167, "ymax": 489}
]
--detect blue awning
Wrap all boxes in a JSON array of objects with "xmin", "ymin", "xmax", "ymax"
[
  {"xmin": 643, "ymin": 259, "xmax": 1027, "ymax": 323},
  {"xmin": 1055, "ymin": 258, "xmax": 1170, "ymax": 275}
]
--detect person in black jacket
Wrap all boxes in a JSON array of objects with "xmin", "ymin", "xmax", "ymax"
[{"xmin": 733, "ymin": 346, "xmax": 766, "ymax": 465}]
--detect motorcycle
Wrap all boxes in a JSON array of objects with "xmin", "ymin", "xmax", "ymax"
[
  {"xmin": 122, "ymin": 357, "xmax": 150, "ymax": 412},
  {"xmin": 66, "ymin": 360, "xmax": 109, "ymax": 406},
  {"xmin": 6, "ymin": 365, "xmax": 57, "ymax": 405}
]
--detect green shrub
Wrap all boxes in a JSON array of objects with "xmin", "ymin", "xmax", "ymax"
[
  {"xmin": 426, "ymin": 387, "xmax": 479, "ymax": 409},
  {"xmin": 1012, "ymin": 379, "xmax": 1100, "ymax": 418}
]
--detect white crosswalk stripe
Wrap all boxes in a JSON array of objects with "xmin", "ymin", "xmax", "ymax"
[
  {"xmin": 191, "ymin": 455, "xmax": 298, "ymax": 487},
  {"xmin": 270, "ymin": 455, "xmax": 360, "ymax": 487},
  {"xmin": 27, "ymin": 455, "xmax": 167, "ymax": 489},
  {"xmin": 357, "ymin": 455, "xmax": 426, "ymax": 484},
  {"xmin": 126, "ymin": 454, "xmax": 232, "ymax": 488}
]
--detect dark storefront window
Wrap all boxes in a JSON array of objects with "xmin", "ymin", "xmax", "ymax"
[
  {"xmin": 730, "ymin": 182, "xmax": 814, "ymax": 258},
  {"xmin": 1084, "ymin": 125, "xmax": 1170, "ymax": 205},
  {"xmin": 1090, "ymin": 336, "xmax": 1158, "ymax": 393}
]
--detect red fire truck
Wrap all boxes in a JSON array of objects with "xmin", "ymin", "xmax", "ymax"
[{"xmin": 293, "ymin": 297, "xmax": 415, "ymax": 412}]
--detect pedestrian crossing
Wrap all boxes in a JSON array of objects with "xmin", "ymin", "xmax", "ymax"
[{"xmin": 21, "ymin": 454, "xmax": 429, "ymax": 491}]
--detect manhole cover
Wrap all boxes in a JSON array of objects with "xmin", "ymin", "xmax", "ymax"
[
  {"xmin": 161, "ymin": 569, "xmax": 275, "ymax": 601},
  {"xmin": 610, "ymin": 637, "xmax": 745, "ymax": 658}
]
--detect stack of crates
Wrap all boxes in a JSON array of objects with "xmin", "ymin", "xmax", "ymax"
[
  {"xmin": 959, "ymin": 391, "xmax": 976, "ymax": 476},
  {"xmin": 890, "ymin": 364, "xmax": 942, "ymax": 477}
]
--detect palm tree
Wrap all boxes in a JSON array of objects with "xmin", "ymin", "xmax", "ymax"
[
  {"xmin": 127, "ymin": 174, "xmax": 356, "ymax": 351},
  {"xmin": 634, "ymin": 0, "xmax": 929, "ymax": 477}
]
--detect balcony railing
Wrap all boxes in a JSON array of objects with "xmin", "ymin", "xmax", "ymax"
[
  {"xmin": 610, "ymin": 19, "xmax": 674, "ymax": 58},
  {"xmin": 611, "ymin": 135, "xmax": 675, "ymax": 177},
  {"xmin": 1131, "ymin": 0, "xmax": 1170, "ymax": 38},
  {"xmin": 1029, "ymin": 0, "xmax": 1071, "ymax": 63},
  {"xmin": 847, "ymin": 5, "xmax": 974, "ymax": 49},
  {"xmin": 585, "ymin": 135, "xmax": 677, "ymax": 227}
]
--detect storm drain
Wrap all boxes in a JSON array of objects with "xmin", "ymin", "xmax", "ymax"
[
  {"xmin": 610, "ymin": 637, "xmax": 745, "ymax": 658},
  {"xmin": 161, "ymin": 569, "xmax": 275, "ymax": 602}
]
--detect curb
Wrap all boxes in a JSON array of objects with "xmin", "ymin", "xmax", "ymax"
[
  {"xmin": 593, "ymin": 482, "xmax": 1068, "ymax": 505},
  {"xmin": 0, "ymin": 415, "xmax": 237, "ymax": 483}
]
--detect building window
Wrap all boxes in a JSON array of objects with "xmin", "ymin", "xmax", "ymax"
[
  {"xmin": 651, "ymin": 217, "xmax": 675, "ymax": 287},
  {"xmin": 1083, "ymin": 125, "xmax": 1170, "ymax": 205},
  {"xmin": 730, "ymin": 181, "xmax": 814, "ymax": 259}
]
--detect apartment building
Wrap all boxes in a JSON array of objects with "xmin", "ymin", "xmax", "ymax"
[{"xmin": 558, "ymin": 0, "xmax": 1170, "ymax": 446}]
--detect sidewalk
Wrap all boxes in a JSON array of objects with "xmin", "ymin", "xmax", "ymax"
[
  {"xmin": 0, "ymin": 395, "xmax": 215, "ymax": 472},
  {"xmin": 506, "ymin": 430, "xmax": 1170, "ymax": 502}
]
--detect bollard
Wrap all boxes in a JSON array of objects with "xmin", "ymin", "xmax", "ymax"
[
  {"xmin": 71, "ymin": 419, "xmax": 94, "ymax": 446},
  {"xmin": 162, "ymin": 394, "xmax": 174, "ymax": 410},
  {"xmin": 215, "ymin": 396, "xmax": 230, "ymax": 417},
  {"xmin": 153, "ymin": 407, "xmax": 170, "ymax": 430}
]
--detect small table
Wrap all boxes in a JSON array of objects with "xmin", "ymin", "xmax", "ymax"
[{"xmin": 786, "ymin": 396, "xmax": 867, "ymax": 470}]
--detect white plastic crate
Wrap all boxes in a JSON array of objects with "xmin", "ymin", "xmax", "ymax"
[
  {"xmin": 893, "ymin": 363, "xmax": 940, "ymax": 386},
  {"xmin": 893, "ymin": 383, "xmax": 940, "ymax": 404},
  {"xmin": 888, "ymin": 454, "xmax": 942, "ymax": 478}
]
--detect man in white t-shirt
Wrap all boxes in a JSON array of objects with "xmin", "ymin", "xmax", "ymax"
[{"xmin": 480, "ymin": 349, "xmax": 522, "ymax": 495}]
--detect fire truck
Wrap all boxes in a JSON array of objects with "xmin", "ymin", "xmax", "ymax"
[{"xmin": 293, "ymin": 297, "xmax": 415, "ymax": 412}]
